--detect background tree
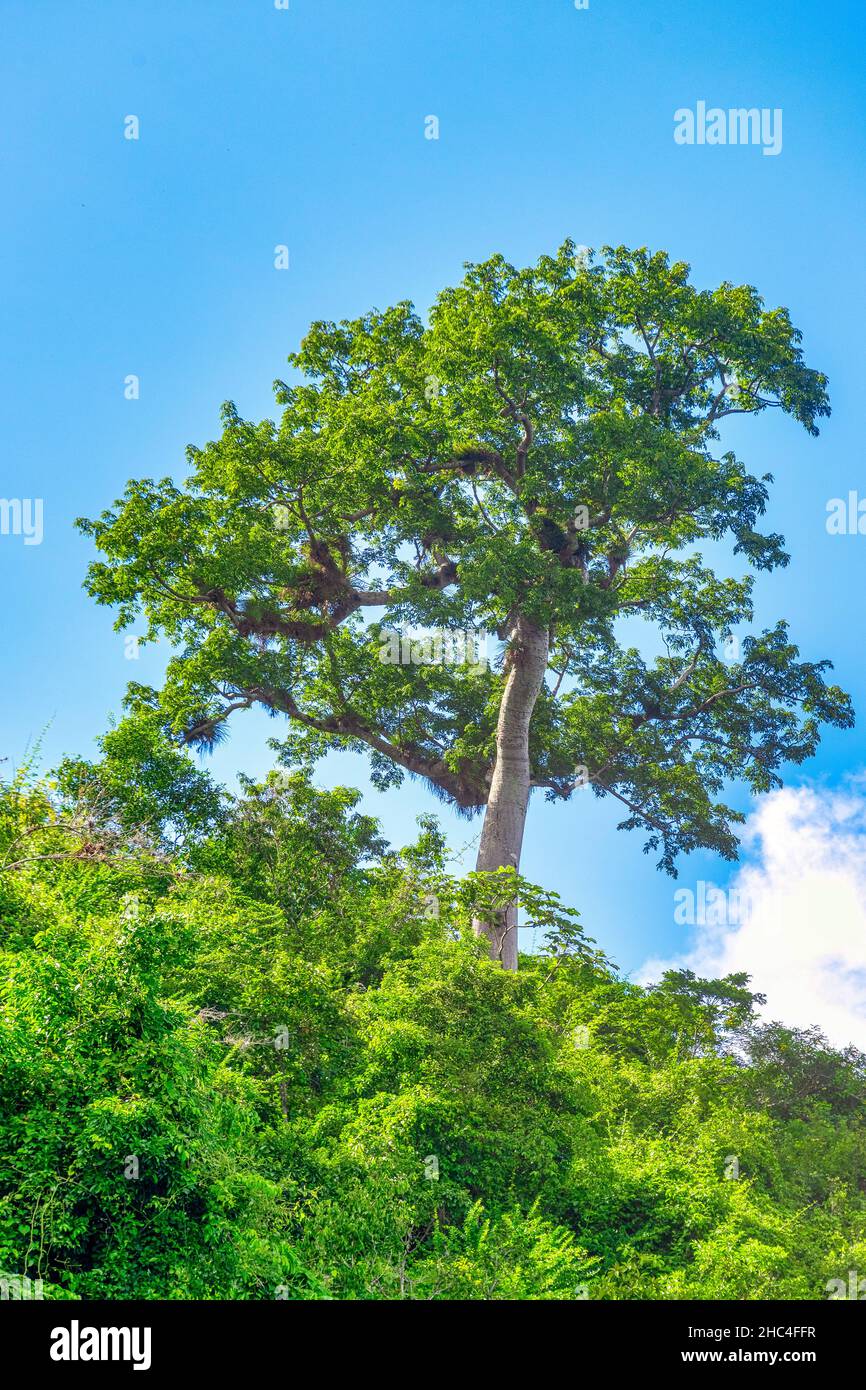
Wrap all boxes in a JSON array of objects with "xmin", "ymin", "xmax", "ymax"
[{"xmin": 80, "ymin": 242, "xmax": 852, "ymax": 967}]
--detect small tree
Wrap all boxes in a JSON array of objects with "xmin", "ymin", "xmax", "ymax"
[{"xmin": 80, "ymin": 243, "xmax": 852, "ymax": 968}]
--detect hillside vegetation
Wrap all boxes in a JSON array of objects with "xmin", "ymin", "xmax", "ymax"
[{"xmin": 1, "ymin": 719, "xmax": 864, "ymax": 1300}]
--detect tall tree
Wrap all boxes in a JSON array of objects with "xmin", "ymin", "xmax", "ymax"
[{"xmin": 80, "ymin": 243, "xmax": 852, "ymax": 967}]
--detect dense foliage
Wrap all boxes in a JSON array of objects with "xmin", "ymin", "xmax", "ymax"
[{"xmin": 2, "ymin": 730, "xmax": 865, "ymax": 1300}]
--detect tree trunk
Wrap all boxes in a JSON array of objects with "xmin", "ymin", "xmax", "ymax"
[{"xmin": 473, "ymin": 614, "xmax": 549, "ymax": 969}]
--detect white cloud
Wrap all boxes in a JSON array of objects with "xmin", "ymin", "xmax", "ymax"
[{"xmin": 639, "ymin": 781, "xmax": 866, "ymax": 1051}]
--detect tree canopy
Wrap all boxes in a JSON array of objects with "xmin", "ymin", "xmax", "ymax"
[{"xmin": 80, "ymin": 242, "xmax": 850, "ymax": 914}]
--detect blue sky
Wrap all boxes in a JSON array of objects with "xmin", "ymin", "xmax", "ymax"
[{"xmin": 3, "ymin": 0, "xmax": 866, "ymax": 989}]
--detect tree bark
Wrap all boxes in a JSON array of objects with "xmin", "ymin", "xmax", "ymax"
[{"xmin": 473, "ymin": 614, "xmax": 549, "ymax": 969}]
